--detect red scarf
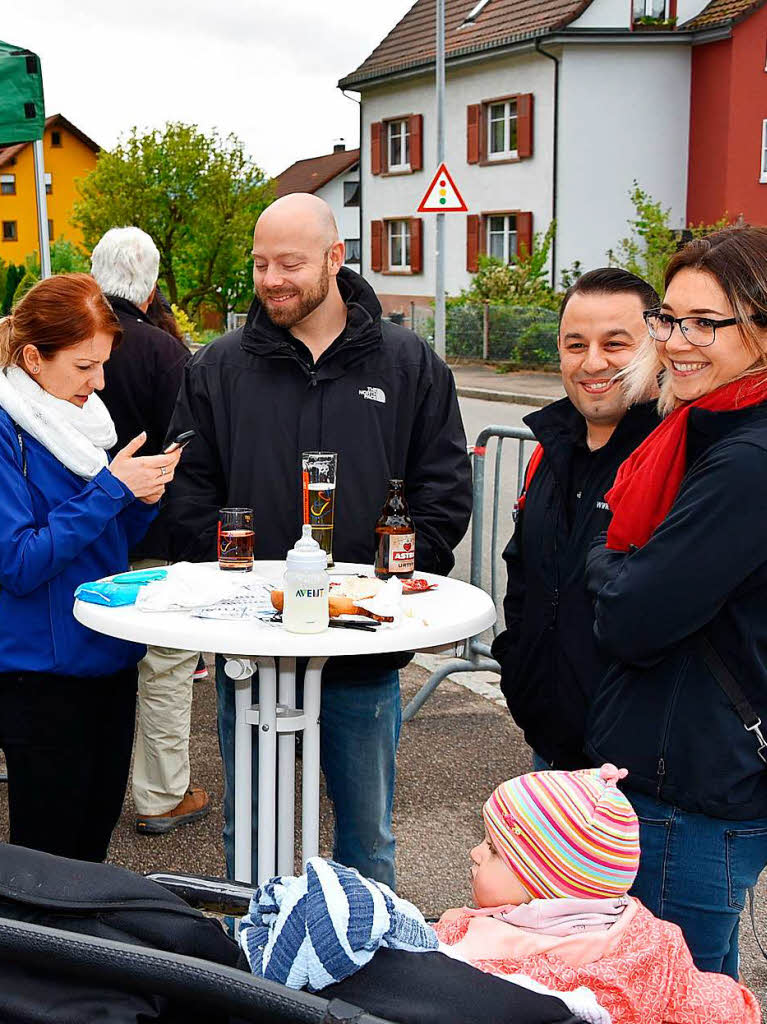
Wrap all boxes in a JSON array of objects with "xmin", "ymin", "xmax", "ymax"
[{"xmin": 606, "ymin": 374, "xmax": 767, "ymax": 551}]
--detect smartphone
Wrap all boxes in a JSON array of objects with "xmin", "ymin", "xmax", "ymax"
[{"xmin": 164, "ymin": 429, "xmax": 196, "ymax": 453}]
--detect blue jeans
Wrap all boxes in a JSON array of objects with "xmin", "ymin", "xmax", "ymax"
[
  {"xmin": 626, "ymin": 789, "xmax": 767, "ymax": 979},
  {"xmin": 215, "ymin": 656, "xmax": 401, "ymax": 887}
]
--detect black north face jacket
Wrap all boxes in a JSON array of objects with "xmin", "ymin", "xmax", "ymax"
[
  {"xmin": 491, "ymin": 398, "xmax": 659, "ymax": 769},
  {"xmin": 164, "ymin": 268, "xmax": 472, "ymax": 677}
]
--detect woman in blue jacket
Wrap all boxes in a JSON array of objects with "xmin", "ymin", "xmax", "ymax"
[
  {"xmin": 0, "ymin": 273, "xmax": 182, "ymax": 862},
  {"xmin": 586, "ymin": 226, "xmax": 767, "ymax": 977}
]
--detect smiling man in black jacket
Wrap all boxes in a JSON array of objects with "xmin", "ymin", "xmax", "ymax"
[
  {"xmin": 491, "ymin": 268, "xmax": 660, "ymax": 772},
  {"xmin": 165, "ymin": 193, "xmax": 472, "ymax": 885}
]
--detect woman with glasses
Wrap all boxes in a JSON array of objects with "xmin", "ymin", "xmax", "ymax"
[{"xmin": 585, "ymin": 226, "xmax": 767, "ymax": 978}]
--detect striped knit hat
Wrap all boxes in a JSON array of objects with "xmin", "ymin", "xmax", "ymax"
[{"xmin": 483, "ymin": 764, "xmax": 640, "ymax": 900}]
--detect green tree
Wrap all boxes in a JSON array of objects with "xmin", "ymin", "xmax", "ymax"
[
  {"xmin": 461, "ymin": 222, "xmax": 559, "ymax": 310},
  {"xmin": 2, "ymin": 264, "xmax": 24, "ymax": 314},
  {"xmin": 610, "ymin": 182, "xmax": 731, "ymax": 295},
  {"xmin": 9, "ymin": 240, "xmax": 92, "ymax": 306},
  {"xmin": 73, "ymin": 123, "xmax": 273, "ymax": 317}
]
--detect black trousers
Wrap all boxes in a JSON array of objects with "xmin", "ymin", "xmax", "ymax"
[{"xmin": 0, "ymin": 667, "xmax": 137, "ymax": 862}]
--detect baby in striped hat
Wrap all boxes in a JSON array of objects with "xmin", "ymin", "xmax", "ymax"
[
  {"xmin": 435, "ymin": 764, "xmax": 760, "ymax": 1024},
  {"xmin": 477, "ymin": 762, "xmax": 639, "ymax": 906}
]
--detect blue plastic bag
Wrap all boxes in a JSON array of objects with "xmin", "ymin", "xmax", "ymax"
[
  {"xmin": 74, "ymin": 581, "xmax": 144, "ymax": 607},
  {"xmin": 75, "ymin": 568, "xmax": 168, "ymax": 607}
]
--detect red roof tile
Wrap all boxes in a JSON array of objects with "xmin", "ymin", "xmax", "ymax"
[
  {"xmin": 683, "ymin": 0, "xmax": 765, "ymax": 28},
  {"xmin": 0, "ymin": 113, "xmax": 99, "ymax": 168},
  {"xmin": 275, "ymin": 148, "xmax": 360, "ymax": 197},
  {"xmin": 339, "ymin": 0, "xmax": 594, "ymax": 88}
]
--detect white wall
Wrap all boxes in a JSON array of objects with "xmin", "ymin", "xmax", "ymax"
[
  {"xmin": 570, "ymin": 0, "xmax": 631, "ymax": 30},
  {"xmin": 316, "ymin": 162, "xmax": 360, "ymax": 266},
  {"xmin": 556, "ymin": 43, "xmax": 690, "ymax": 277},
  {"xmin": 676, "ymin": 0, "xmax": 711, "ymax": 24},
  {"xmin": 360, "ymin": 52, "xmax": 556, "ymax": 302}
]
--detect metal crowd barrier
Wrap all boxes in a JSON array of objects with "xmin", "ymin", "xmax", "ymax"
[{"xmin": 403, "ymin": 424, "xmax": 535, "ymax": 722}]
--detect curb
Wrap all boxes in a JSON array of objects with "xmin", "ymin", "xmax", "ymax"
[{"xmin": 456, "ymin": 386, "xmax": 558, "ymax": 407}]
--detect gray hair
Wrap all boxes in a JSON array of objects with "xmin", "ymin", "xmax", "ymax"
[{"xmin": 91, "ymin": 226, "xmax": 160, "ymax": 306}]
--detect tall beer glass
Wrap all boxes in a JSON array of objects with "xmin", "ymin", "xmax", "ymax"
[{"xmin": 302, "ymin": 452, "xmax": 337, "ymax": 567}]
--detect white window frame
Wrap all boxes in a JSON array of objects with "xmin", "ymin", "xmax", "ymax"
[
  {"xmin": 344, "ymin": 237, "xmax": 361, "ymax": 264},
  {"xmin": 633, "ymin": 0, "xmax": 668, "ymax": 17},
  {"xmin": 487, "ymin": 100, "xmax": 518, "ymax": 160},
  {"xmin": 0, "ymin": 174, "xmax": 15, "ymax": 196},
  {"xmin": 44, "ymin": 171, "xmax": 52, "ymax": 195},
  {"xmin": 387, "ymin": 220, "xmax": 411, "ymax": 271},
  {"xmin": 387, "ymin": 119, "xmax": 410, "ymax": 172},
  {"xmin": 462, "ymin": 0, "xmax": 493, "ymax": 24},
  {"xmin": 486, "ymin": 214, "xmax": 518, "ymax": 265},
  {"xmin": 761, "ymin": 119, "xmax": 767, "ymax": 183}
]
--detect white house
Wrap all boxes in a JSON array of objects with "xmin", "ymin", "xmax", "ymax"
[
  {"xmin": 275, "ymin": 142, "xmax": 361, "ymax": 267},
  {"xmin": 338, "ymin": 0, "xmax": 767, "ymax": 316}
]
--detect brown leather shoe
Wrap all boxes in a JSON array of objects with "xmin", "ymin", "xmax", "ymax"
[{"xmin": 136, "ymin": 786, "xmax": 211, "ymax": 835}]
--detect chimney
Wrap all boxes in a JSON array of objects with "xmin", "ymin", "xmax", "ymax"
[{"xmin": 333, "ymin": 138, "xmax": 345, "ymax": 153}]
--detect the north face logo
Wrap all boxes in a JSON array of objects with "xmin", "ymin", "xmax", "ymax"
[{"xmin": 359, "ymin": 386, "xmax": 386, "ymax": 404}]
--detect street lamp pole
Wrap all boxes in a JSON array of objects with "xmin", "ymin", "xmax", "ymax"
[
  {"xmin": 33, "ymin": 140, "xmax": 51, "ymax": 279},
  {"xmin": 434, "ymin": 0, "xmax": 446, "ymax": 359}
]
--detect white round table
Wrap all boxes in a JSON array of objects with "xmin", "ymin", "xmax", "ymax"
[{"xmin": 74, "ymin": 561, "xmax": 495, "ymax": 883}]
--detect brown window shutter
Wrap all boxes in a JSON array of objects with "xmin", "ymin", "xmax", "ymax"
[
  {"xmin": 467, "ymin": 104, "xmax": 481, "ymax": 164},
  {"xmin": 517, "ymin": 212, "xmax": 533, "ymax": 259},
  {"xmin": 371, "ymin": 220, "xmax": 384, "ymax": 272},
  {"xmin": 409, "ymin": 218, "xmax": 423, "ymax": 274},
  {"xmin": 371, "ymin": 122, "xmax": 382, "ymax": 175},
  {"xmin": 517, "ymin": 94, "xmax": 534, "ymax": 159},
  {"xmin": 466, "ymin": 214, "xmax": 481, "ymax": 273},
  {"xmin": 409, "ymin": 114, "xmax": 423, "ymax": 171}
]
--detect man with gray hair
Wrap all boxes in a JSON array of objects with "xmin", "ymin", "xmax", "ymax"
[{"xmin": 92, "ymin": 226, "xmax": 210, "ymax": 835}]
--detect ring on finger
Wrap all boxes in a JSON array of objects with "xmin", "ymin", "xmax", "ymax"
[{"xmin": 160, "ymin": 465, "xmax": 167, "ymax": 477}]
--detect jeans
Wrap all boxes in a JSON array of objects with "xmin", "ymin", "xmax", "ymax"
[
  {"xmin": 215, "ymin": 656, "xmax": 401, "ymax": 887},
  {"xmin": 626, "ymin": 788, "xmax": 767, "ymax": 979}
]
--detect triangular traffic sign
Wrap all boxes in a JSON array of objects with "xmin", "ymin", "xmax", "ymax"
[{"xmin": 417, "ymin": 162, "xmax": 468, "ymax": 213}]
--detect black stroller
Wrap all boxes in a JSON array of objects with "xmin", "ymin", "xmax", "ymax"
[{"xmin": 0, "ymin": 844, "xmax": 590, "ymax": 1024}]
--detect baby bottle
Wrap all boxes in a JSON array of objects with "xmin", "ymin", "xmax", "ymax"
[{"xmin": 282, "ymin": 525, "xmax": 330, "ymax": 634}]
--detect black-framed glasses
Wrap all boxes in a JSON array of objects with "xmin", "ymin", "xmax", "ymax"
[{"xmin": 643, "ymin": 309, "xmax": 742, "ymax": 348}]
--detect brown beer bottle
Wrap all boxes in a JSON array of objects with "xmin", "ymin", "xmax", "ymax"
[{"xmin": 374, "ymin": 479, "xmax": 415, "ymax": 580}]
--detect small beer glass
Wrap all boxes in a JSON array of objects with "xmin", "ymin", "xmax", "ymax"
[
  {"xmin": 218, "ymin": 508, "xmax": 255, "ymax": 571},
  {"xmin": 301, "ymin": 452, "xmax": 337, "ymax": 567}
]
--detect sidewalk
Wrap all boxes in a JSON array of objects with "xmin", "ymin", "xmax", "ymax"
[{"xmin": 450, "ymin": 363, "xmax": 564, "ymax": 407}]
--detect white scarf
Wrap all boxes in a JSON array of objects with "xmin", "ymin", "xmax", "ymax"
[{"xmin": 0, "ymin": 365, "xmax": 117, "ymax": 479}]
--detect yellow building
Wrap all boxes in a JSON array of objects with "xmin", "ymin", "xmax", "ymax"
[{"xmin": 0, "ymin": 114, "xmax": 99, "ymax": 265}]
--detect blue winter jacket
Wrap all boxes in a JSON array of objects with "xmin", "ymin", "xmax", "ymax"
[{"xmin": 0, "ymin": 408, "xmax": 157, "ymax": 677}]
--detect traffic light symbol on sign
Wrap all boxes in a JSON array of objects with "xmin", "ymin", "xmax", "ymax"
[{"xmin": 417, "ymin": 162, "xmax": 467, "ymax": 213}]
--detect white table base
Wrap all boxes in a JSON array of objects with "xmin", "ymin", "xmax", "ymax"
[{"xmin": 227, "ymin": 654, "xmax": 327, "ymax": 883}]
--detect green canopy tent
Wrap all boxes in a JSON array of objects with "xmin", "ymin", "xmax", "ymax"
[{"xmin": 0, "ymin": 41, "xmax": 51, "ymax": 277}]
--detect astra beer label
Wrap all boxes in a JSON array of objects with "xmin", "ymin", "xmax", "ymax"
[{"xmin": 387, "ymin": 533, "xmax": 415, "ymax": 574}]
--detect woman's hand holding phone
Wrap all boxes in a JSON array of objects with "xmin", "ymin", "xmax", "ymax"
[{"xmin": 108, "ymin": 432, "xmax": 184, "ymax": 504}]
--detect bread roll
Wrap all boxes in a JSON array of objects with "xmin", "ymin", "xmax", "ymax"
[
  {"xmin": 270, "ymin": 590, "xmax": 393, "ymax": 622},
  {"xmin": 270, "ymin": 591, "xmax": 358, "ymax": 618}
]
